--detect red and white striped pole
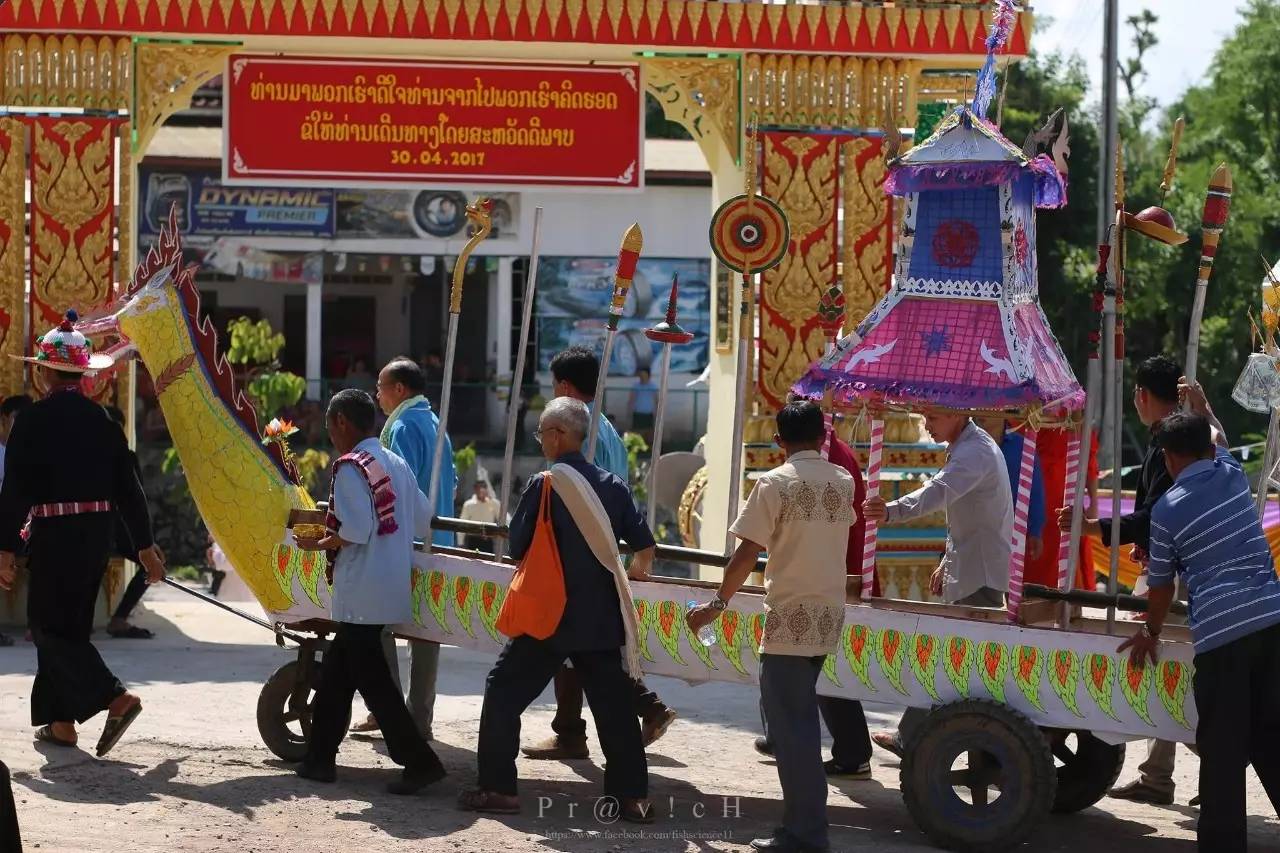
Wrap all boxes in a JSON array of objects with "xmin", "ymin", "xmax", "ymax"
[
  {"xmin": 860, "ymin": 416, "xmax": 885, "ymax": 600},
  {"xmin": 1055, "ymin": 432, "xmax": 1082, "ymax": 592},
  {"xmin": 1006, "ymin": 428, "xmax": 1038, "ymax": 622}
]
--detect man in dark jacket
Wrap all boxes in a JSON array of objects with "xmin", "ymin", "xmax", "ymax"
[
  {"xmin": 0, "ymin": 312, "xmax": 165, "ymax": 757},
  {"xmin": 459, "ymin": 397, "xmax": 655, "ymax": 821}
]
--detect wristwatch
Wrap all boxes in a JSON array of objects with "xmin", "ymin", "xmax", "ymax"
[
  {"xmin": 707, "ymin": 596, "xmax": 729, "ymax": 611},
  {"xmin": 1141, "ymin": 622, "xmax": 1161, "ymax": 640}
]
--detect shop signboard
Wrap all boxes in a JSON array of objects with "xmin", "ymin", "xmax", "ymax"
[
  {"xmin": 224, "ymin": 54, "xmax": 643, "ymax": 190},
  {"xmin": 139, "ymin": 164, "xmax": 335, "ymax": 239},
  {"xmin": 536, "ymin": 257, "xmax": 710, "ymax": 376}
]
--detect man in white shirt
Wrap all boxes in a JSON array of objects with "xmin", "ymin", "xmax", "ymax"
[
  {"xmin": 459, "ymin": 480, "xmax": 502, "ymax": 551},
  {"xmin": 864, "ymin": 410, "xmax": 1013, "ymax": 757},
  {"xmin": 295, "ymin": 389, "xmax": 446, "ymax": 796},
  {"xmin": 688, "ymin": 401, "xmax": 853, "ymax": 853}
]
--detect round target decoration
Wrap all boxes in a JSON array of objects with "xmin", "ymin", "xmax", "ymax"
[{"xmin": 708, "ymin": 194, "xmax": 789, "ymax": 275}]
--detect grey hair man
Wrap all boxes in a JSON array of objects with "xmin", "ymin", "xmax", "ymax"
[{"xmin": 460, "ymin": 396, "xmax": 657, "ymax": 821}]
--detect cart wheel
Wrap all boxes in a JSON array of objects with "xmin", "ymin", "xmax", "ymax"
[
  {"xmin": 1048, "ymin": 730, "xmax": 1126, "ymax": 814},
  {"xmin": 256, "ymin": 659, "xmax": 348, "ymax": 762},
  {"xmin": 901, "ymin": 700, "xmax": 1056, "ymax": 853}
]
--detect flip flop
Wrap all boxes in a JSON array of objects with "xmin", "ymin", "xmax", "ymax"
[
  {"xmin": 349, "ymin": 717, "xmax": 381, "ymax": 735},
  {"xmin": 107, "ymin": 626, "xmax": 154, "ymax": 639},
  {"xmin": 96, "ymin": 701, "xmax": 142, "ymax": 757},
  {"xmin": 34, "ymin": 725, "xmax": 77, "ymax": 748}
]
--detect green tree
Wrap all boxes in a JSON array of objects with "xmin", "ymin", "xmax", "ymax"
[{"xmin": 226, "ymin": 317, "xmax": 306, "ymax": 422}]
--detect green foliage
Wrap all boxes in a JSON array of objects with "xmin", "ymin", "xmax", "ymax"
[
  {"xmin": 295, "ymin": 448, "xmax": 331, "ymax": 496},
  {"xmin": 247, "ymin": 372, "xmax": 306, "ymax": 421},
  {"xmin": 622, "ymin": 431, "xmax": 649, "ymax": 501},
  {"xmin": 225, "ymin": 316, "xmax": 305, "ymax": 422},
  {"xmin": 453, "ymin": 441, "xmax": 477, "ymax": 476},
  {"xmin": 170, "ymin": 565, "xmax": 203, "ymax": 581},
  {"xmin": 227, "ymin": 317, "xmax": 286, "ymax": 366}
]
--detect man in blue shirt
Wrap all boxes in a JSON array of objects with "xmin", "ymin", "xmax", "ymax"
[
  {"xmin": 1118, "ymin": 412, "xmax": 1280, "ymax": 851},
  {"xmin": 296, "ymin": 389, "xmax": 446, "ymax": 795},
  {"xmin": 459, "ymin": 397, "xmax": 654, "ymax": 820},
  {"xmin": 629, "ymin": 368, "xmax": 657, "ymax": 440},
  {"xmin": 348, "ymin": 358, "xmax": 456, "ymax": 742},
  {"xmin": 521, "ymin": 347, "xmax": 676, "ymax": 761}
]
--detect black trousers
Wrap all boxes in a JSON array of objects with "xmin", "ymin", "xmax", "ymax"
[
  {"xmin": 479, "ymin": 636, "xmax": 647, "ymax": 798},
  {"xmin": 112, "ymin": 567, "xmax": 148, "ymax": 621},
  {"xmin": 761, "ymin": 695, "xmax": 872, "ymax": 769},
  {"xmin": 307, "ymin": 622, "xmax": 443, "ymax": 775},
  {"xmin": 0, "ymin": 759, "xmax": 20, "ymax": 853},
  {"xmin": 550, "ymin": 664, "xmax": 667, "ymax": 741},
  {"xmin": 26, "ymin": 516, "xmax": 125, "ymax": 726},
  {"xmin": 1194, "ymin": 622, "xmax": 1280, "ymax": 852}
]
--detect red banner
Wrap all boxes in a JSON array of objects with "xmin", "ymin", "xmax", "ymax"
[{"xmin": 224, "ymin": 55, "xmax": 642, "ymax": 190}]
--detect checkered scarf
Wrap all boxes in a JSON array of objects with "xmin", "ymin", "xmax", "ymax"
[{"xmin": 326, "ymin": 449, "xmax": 399, "ymax": 537}]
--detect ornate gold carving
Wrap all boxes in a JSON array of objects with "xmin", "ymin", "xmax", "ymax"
[
  {"xmin": 0, "ymin": 33, "xmax": 130, "ymax": 110},
  {"xmin": 942, "ymin": 6, "xmax": 962, "ymax": 47},
  {"xmin": 31, "ymin": 120, "xmax": 113, "ymax": 310},
  {"xmin": 864, "ymin": 5, "xmax": 882, "ymax": 42},
  {"xmin": 747, "ymin": 53, "xmax": 915, "ymax": 131},
  {"xmin": 758, "ymin": 132, "xmax": 837, "ymax": 412},
  {"xmin": 116, "ymin": 124, "xmax": 132, "ymax": 296},
  {"xmin": 677, "ymin": 465, "xmax": 707, "ymax": 548},
  {"xmin": 841, "ymin": 136, "xmax": 890, "ymax": 330},
  {"xmin": 764, "ymin": 138, "xmax": 835, "ymax": 322},
  {"xmin": 0, "ymin": 119, "xmax": 26, "ymax": 395},
  {"xmin": 883, "ymin": 6, "xmax": 902, "ymax": 43},
  {"xmin": 705, "ymin": 0, "xmax": 723, "ymax": 39},
  {"xmin": 584, "ymin": 0, "xmax": 602, "ymax": 36},
  {"xmin": 133, "ymin": 41, "xmax": 238, "ymax": 156},
  {"xmin": 642, "ymin": 57, "xmax": 739, "ymax": 166}
]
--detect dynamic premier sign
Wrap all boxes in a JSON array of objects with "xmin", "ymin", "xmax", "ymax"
[{"xmin": 223, "ymin": 55, "xmax": 643, "ymax": 190}]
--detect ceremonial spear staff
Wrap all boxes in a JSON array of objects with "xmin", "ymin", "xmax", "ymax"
[
  {"xmin": 494, "ymin": 206, "xmax": 544, "ymax": 561},
  {"xmin": 425, "ymin": 199, "xmax": 493, "ymax": 552},
  {"xmin": 1183, "ymin": 164, "xmax": 1233, "ymax": 384},
  {"xmin": 586, "ymin": 224, "xmax": 644, "ymax": 461},
  {"xmin": 643, "ymin": 275, "xmax": 694, "ymax": 530}
]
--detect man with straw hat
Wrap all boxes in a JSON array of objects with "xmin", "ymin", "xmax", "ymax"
[{"xmin": 0, "ymin": 310, "xmax": 165, "ymax": 757}]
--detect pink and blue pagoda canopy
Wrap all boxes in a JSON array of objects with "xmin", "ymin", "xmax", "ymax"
[{"xmin": 794, "ymin": 106, "xmax": 1083, "ymax": 415}]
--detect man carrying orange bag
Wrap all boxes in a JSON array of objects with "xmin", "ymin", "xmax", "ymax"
[{"xmin": 459, "ymin": 397, "xmax": 656, "ymax": 822}]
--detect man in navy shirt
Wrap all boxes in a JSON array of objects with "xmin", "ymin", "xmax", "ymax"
[
  {"xmin": 460, "ymin": 397, "xmax": 656, "ymax": 821},
  {"xmin": 1119, "ymin": 412, "xmax": 1280, "ymax": 851}
]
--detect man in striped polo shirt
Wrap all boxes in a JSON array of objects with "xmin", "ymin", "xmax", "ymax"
[{"xmin": 1119, "ymin": 412, "xmax": 1280, "ymax": 852}]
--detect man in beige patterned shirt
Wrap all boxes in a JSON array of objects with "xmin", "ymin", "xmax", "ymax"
[{"xmin": 688, "ymin": 400, "xmax": 852, "ymax": 853}]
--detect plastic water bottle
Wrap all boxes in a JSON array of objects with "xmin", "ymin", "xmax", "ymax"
[{"xmin": 687, "ymin": 600, "xmax": 717, "ymax": 647}]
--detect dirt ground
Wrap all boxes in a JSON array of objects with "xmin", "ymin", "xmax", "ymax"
[{"xmin": 1, "ymin": 584, "xmax": 1276, "ymax": 852}]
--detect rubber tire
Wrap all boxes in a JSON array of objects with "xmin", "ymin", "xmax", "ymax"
[
  {"xmin": 901, "ymin": 700, "xmax": 1056, "ymax": 853},
  {"xmin": 256, "ymin": 659, "xmax": 348, "ymax": 762},
  {"xmin": 1048, "ymin": 730, "xmax": 1126, "ymax": 814}
]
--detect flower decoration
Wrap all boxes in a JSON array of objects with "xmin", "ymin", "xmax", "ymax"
[{"xmin": 261, "ymin": 417, "xmax": 299, "ymax": 445}]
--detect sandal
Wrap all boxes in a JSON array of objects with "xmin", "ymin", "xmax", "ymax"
[
  {"xmin": 457, "ymin": 788, "xmax": 521, "ymax": 814},
  {"xmin": 34, "ymin": 725, "xmax": 77, "ymax": 748},
  {"xmin": 107, "ymin": 626, "xmax": 154, "ymax": 639},
  {"xmin": 349, "ymin": 715, "xmax": 381, "ymax": 734},
  {"xmin": 96, "ymin": 700, "xmax": 142, "ymax": 757}
]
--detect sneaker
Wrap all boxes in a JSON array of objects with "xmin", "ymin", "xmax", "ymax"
[
  {"xmin": 871, "ymin": 731, "xmax": 904, "ymax": 759},
  {"xmin": 753, "ymin": 736, "xmax": 775, "ymax": 757},
  {"xmin": 641, "ymin": 708, "xmax": 677, "ymax": 747},
  {"xmin": 521, "ymin": 734, "xmax": 590, "ymax": 760},
  {"xmin": 824, "ymin": 759, "xmax": 871, "ymax": 780},
  {"xmin": 1107, "ymin": 779, "xmax": 1174, "ymax": 805}
]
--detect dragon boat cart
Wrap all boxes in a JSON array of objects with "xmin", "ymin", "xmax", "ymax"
[{"xmin": 84, "ymin": 16, "xmax": 1213, "ymax": 850}]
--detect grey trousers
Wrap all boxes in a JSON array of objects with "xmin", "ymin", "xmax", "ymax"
[
  {"xmin": 380, "ymin": 631, "xmax": 440, "ymax": 739},
  {"xmin": 899, "ymin": 586, "xmax": 1005, "ymax": 742},
  {"xmin": 760, "ymin": 653, "xmax": 829, "ymax": 851}
]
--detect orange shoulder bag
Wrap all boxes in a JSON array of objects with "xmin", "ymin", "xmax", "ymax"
[{"xmin": 496, "ymin": 475, "xmax": 566, "ymax": 640}]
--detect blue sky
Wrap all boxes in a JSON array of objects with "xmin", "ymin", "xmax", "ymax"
[{"xmin": 1031, "ymin": 0, "xmax": 1247, "ymax": 105}]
